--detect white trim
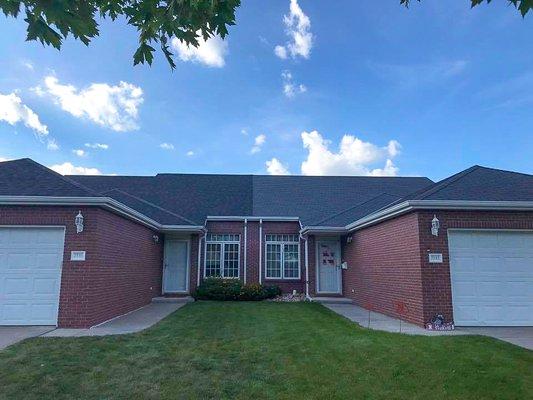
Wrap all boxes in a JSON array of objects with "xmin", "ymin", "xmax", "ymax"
[
  {"xmin": 162, "ymin": 239, "xmax": 191, "ymax": 294},
  {"xmin": 243, "ymin": 219, "xmax": 248, "ymax": 284},
  {"xmin": 206, "ymin": 215, "xmax": 299, "ymax": 221},
  {"xmin": 315, "ymin": 238, "xmax": 342, "ymax": 295},
  {"xmin": 258, "ymin": 219, "xmax": 263, "ymax": 284},
  {"xmin": 0, "ymin": 196, "xmax": 204, "ymax": 232},
  {"xmin": 302, "ymin": 234, "xmax": 310, "ymax": 300},
  {"xmin": 203, "ymin": 236, "xmax": 241, "ymax": 279},
  {"xmin": 300, "ymin": 200, "xmax": 533, "ymax": 235},
  {"xmin": 264, "ymin": 237, "xmax": 301, "ymax": 280}
]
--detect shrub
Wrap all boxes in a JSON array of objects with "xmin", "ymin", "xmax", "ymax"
[
  {"xmin": 192, "ymin": 277, "xmax": 281, "ymax": 301},
  {"xmin": 192, "ymin": 277, "xmax": 242, "ymax": 301}
]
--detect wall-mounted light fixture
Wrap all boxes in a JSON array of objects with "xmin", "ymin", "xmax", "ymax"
[
  {"xmin": 431, "ymin": 215, "xmax": 440, "ymax": 236},
  {"xmin": 152, "ymin": 235, "xmax": 160, "ymax": 243},
  {"xmin": 75, "ymin": 211, "xmax": 84, "ymax": 233},
  {"xmin": 346, "ymin": 235, "xmax": 353, "ymax": 243}
]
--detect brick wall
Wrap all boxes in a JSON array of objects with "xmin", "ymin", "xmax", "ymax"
[
  {"xmin": 0, "ymin": 205, "xmax": 163, "ymax": 328},
  {"xmin": 343, "ymin": 212, "xmax": 425, "ymax": 325}
]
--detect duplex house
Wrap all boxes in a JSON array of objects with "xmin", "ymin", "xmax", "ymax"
[{"xmin": 0, "ymin": 158, "xmax": 531, "ymax": 328}]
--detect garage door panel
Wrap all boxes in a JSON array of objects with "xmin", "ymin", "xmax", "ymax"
[
  {"xmin": 0, "ymin": 227, "xmax": 64, "ymax": 326},
  {"xmin": 449, "ymin": 230, "xmax": 533, "ymax": 327}
]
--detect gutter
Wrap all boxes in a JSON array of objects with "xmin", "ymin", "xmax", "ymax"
[
  {"xmin": 0, "ymin": 196, "xmax": 204, "ymax": 233},
  {"xmin": 206, "ymin": 215, "xmax": 299, "ymax": 222},
  {"xmin": 302, "ymin": 200, "xmax": 533, "ymax": 235}
]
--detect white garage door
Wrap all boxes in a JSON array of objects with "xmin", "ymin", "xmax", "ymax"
[
  {"xmin": 449, "ymin": 230, "xmax": 533, "ymax": 326},
  {"xmin": 0, "ymin": 227, "xmax": 65, "ymax": 325}
]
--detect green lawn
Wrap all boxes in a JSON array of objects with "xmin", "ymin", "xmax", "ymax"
[{"xmin": 0, "ymin": 302, "xmax": 531, "ymax": 399}]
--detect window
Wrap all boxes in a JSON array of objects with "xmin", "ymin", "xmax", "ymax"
[
  {"xmin": 205, "ymin": 234, "xmax": 240, "ymax": 278},
  {"xmin": 265, "ymin": 234, "xmax": 300, "ymax": 279}
]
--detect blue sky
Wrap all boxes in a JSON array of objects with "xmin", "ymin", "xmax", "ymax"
[{"xmin": 0, "ymin": 0, "xmax": 531, "ymax": 181}]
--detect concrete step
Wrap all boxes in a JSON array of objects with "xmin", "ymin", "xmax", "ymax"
[
  {"xmin": 313, "ymin": 297, "xmax": 353, "ymax": 304},
  {"xmin": 152, "ymin": 296, "xmax": 194, "ymax": 303}
]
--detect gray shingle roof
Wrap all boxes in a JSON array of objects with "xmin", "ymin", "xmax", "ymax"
[
  {"xmin": 5, "ymin": 159, "xmax": 530, "ymax": 229},
  {"xmin": 0, "ymin": 158, "xmax": 96, "ymax": 197},
  {"xmin": 400, "ymin": 165, "xmax": 533, "ymax": 202}
]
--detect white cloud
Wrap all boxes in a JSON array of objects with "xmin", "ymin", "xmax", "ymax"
[
  {"xmin": 171, "ymin": 34, "xmax": 228, "ymax": 68},
  {"xmin": 21, "ymin": 60, "xmax": 34, "ymax": 70},
  {"xmin": 0, "ymin": 92, "xmax": 48, "ymax": 135},
  {"xmin": 36, "ymin": 76, "xmax": 143, "ymax": 132},
  {"xmin": 241, "ymin": 128, "xmax": 248, "ymax": 136},
  {"xmin": 300, "ymin": 130, "xmax": 401, "ymax": 176},
  {"xmin": 266, "ymin": 158, "xmax": 291, "ymax": 175},
  {"xmin": 275, "ymin": 0, "xmax": 313, "ymax": 60},
  {"xmin": 72, "ymin": 149, "xmax": 86, "ymax": 157},
  {"xmin": 0, "ymin": 157, "xmax": 11, "ymax": 162},
  {"xmin": 85, "ymin": 143, "xmax": 109, "ymax": 150},
  {"xmin": 47, "ymin": 139, "xmax": 59, "ymax": 151},
  {"xmin": 49, "ymin": 162, "xmax": 102, "ymax": 176},
  {"xmin": 186, "ymin": 150, "xmax": 195, "ymax": 157},
  {"xmin": 282, "ymin": 70, "xmax": 307, "ymax": 98},
  {"xmin": 160, "ymin": 142, "xmax": 175, "ymax": 150},
  {"xmin": 251, "ymin": 134, "xmax": 267, "ymax": 154},
  {"xmin": 0, "ymin": 92, "xmax": 58, "ymax": 150}
]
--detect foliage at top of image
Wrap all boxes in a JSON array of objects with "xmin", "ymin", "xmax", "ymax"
[
  {"xmin": 0, "ymin": 0, "xmax": 529, "ymax": 69},
  {"xmin": 0, "ymin": 0, "xmax": 241, "ymax": 68},
  {"xmin": 401, "ymin": 0, "xmax": 533, "ymax": 17}
]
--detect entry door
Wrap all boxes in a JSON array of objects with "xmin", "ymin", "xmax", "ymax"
[
  {"xmin": 317, "ymin": 240, "xmax": 342, "ymax": 294},
  {"xmin": 163, "ymin": 240, "xmax": 189, "ymax": 293},
  {"xmin": 0, "ymin": 227, "xmax": 65, "ymax": 325},
  {"xmin": 449, "ymin": 230, "xmax": 533, "ymax": 326}
]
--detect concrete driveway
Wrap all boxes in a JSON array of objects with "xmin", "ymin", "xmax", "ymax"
[
  {"xmin": 0, "ymin": 326, "xmax": 55, "ymax": 350},
  {"xmin": 457, "ymin": 327, "xmax": 533, "ymax": 350}
]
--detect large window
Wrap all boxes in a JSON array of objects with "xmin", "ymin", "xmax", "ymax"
[
  {"xmin": 205, "ymin": 234, "xmax": 240, "ymax": 278},
  {"xmin": 265, "ymin": 234, "xmax": 300, "ymax": 279}
]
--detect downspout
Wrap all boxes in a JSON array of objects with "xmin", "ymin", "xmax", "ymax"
[
  {"xmin": 243, "ymin": 218, "xmax": 248, "ymax": 284},
  {"xmin": 300, "ymin": 233, "xmax": 311, "ymax": 300},
  {"xmin": 259, "ymin": 218, "xmax": 263, "ymax": 284},
  {"xmin": 197, "ymin": 228, "xmax": 207, "ymax": 287}
]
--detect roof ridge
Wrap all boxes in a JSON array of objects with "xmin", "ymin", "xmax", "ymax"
[
  {"xmin": 471, "ymin": 164, "xmax": 533, "ymax": 178},
  {"xmin": 23, "ymin": 158, "xmax": 101, "ymax": 197},
  {"xmin": 411, "ymin": 165, "xmax": 481, "ymax": 200},
  {"xmin": 101, "ymin": 188, "xmax": 200, "ymax": 225},
  {"xmin": 311, "ymin": 192, "xmax": 399, "ymax": 226}
]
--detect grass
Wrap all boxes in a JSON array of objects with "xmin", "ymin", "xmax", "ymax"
[{"xmin": 0, "ymin": 302, "xmax": 531, "ymax": 400}]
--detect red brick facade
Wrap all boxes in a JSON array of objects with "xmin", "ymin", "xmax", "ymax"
[
  {"xmin": 0, "ymin": 205, "xmax": 163, "ymax": 328},
  {"xmin": 3, "ymin": 203, "xmax": 530, "ymax": 329},
  {"xmin": 343, "ymin": 210, "xmax": 533, "ymax": 326},
  {"xmin": 342, "ymin": 212, "xmax": 425, "ymax": 325}
]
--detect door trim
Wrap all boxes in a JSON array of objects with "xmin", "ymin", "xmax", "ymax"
[
  {"xmin": 315, "ymin": 239, "xmax": 342, "ymax": 294},
  {"xmin": 162, "ymin": 239, "xmax": 190, "ymax": 294}
]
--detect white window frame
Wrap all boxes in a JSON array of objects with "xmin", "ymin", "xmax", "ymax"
[
  {"xmin": 204, "ymin": 234, "xmax": 241, "ymax": 279},
  {"xmin": 264, "ymin": 235, "xmax": 301, "ymax": 280}
]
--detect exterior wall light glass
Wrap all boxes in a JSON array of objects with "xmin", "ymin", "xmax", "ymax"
[
  {"xmin": 431, "ymin": 215, "xmax": 440, "ymax": 236},
  {"xmin": 153, "ymin": 235, "xmax": 160, "ymax": 243},
  {"xmin": 75, "ymin": 211, "xmax": 84, "ymax": 233}
]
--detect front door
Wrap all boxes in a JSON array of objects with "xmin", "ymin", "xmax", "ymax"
[
  {"xmin": 316, "ymin": 240, "xmax": 342, "ymax": 294},
  {"xmin": 163, "ymin": 240, "xmax": 189, "ymax": 293}
]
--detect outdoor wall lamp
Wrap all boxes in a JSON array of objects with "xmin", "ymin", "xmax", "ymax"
[
  {"xmin": 431, "ymin": 215, "xmax": 440, "ymax": 237},
  {"xmin": 75, "ymin": 211, "xmax": 84, "ymax": 234}
]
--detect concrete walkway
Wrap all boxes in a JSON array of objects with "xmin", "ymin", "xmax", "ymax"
[
  {"xmin": 44, "ymin": 299, "xmax": 191, "ymax": 338},
  {"xmin": 0, "ymin": 326, "xmax": 56, "ymax": 350},
  {"xmin": 324, "ymin": 303, "xmax": 533, "ymax": 350},
  {"xmin": 324, "ymin": 303, "xmax": 465, "ymax": 336}
]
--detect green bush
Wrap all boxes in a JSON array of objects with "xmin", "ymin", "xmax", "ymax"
[{"xmin": 192, "ymin": 277, "xmax": 281, "ymax": 301}]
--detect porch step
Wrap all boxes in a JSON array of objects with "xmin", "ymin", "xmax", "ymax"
[
  {"xmin": 312, "ymin": 297, "xmax": 354, "ymax": 305},
  {"xmin": 152, "ymin": 296, "xmax": 194, "ymax": 303}
]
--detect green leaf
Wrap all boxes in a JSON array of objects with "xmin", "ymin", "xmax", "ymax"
[{"xmin": 133, "ymin": 42, "xmax": 155, "ymax": 66}]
